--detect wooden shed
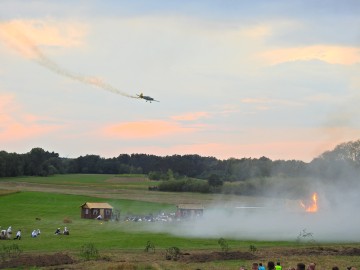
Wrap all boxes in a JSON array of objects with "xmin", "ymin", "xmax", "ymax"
[
  {"xmin": 80, "ymin": 202, "xmax": 113, "ymax": 220},
  {"xmin": 176, "ymin": 204, "xmax": 204, "ymax": 219}
]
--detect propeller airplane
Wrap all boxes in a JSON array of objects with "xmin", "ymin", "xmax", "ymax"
[{"xmin": 136, "ymin": 93, "xmax": 159, "ymax": 103}]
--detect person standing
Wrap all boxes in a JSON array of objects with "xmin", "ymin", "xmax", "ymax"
[
  {"xmin": 297, "ymin": 263, "xmax": 306, "ymax": 270},
  {"xmin": 275, "ymin": 262, "xmax": 282, "ymax": 270},
  {"xmin": 307, "ymin": 263, "xmax": 316, "ymax": 270},
  {"xmin": 259, "ymin": 263, "xmax": 266, "ymax": 270},
  {"xmin": 268, "ymin": 262, "xmax": 275, "ymax": 270}
]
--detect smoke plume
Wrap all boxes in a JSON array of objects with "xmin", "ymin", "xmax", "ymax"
[
  {"xmin": 146, "ymin": 180, "xmax": 360, "ymax": 242},
  {"xmin": 0, "ymin": 21, "xmax": 136, "ymax": 98}
]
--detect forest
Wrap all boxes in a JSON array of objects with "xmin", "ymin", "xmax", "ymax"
[{"xmin": 0, "ymin": 140, "xmax": 359, "ymax": 196}]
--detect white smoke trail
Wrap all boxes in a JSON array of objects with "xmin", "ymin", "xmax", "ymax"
[{"xmin": 0, "ymin": 22, "xmax": 136, "ymax": 98}]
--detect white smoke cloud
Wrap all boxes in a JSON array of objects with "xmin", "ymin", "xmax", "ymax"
[{"xmin": 145, "ymin": 181, "xmax": 360, "ymax": 242}]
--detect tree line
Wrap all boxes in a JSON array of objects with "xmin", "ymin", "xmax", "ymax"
[{"xmin": 0, "ymin": 140, "xmax": 359, "ymax": 186}]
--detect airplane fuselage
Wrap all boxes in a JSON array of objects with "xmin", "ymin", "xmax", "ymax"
[
  {"xmin": 137, "ymin": 93, "xmax": 159, "ymax": 102},
  {"xmin": 143, "ymin": 96, "xmax": 154, "ymax": 102}
]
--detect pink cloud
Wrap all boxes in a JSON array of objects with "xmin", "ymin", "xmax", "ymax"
[
  {"xmin": 102, "ymin": 120, "xmax": 197, "ymax": 139},
  {"xmin": 0, "ymin": 19, "xmax": 87, "ymax": 59},
  {"xmin": 0, "ymin": 122, "xmax": 60, "ymax": 141},
  {"xmin": 108, "ymin": 125, "xmax": 360, "ymax": 162},
  {"xmin": 0, "ymin": 94, "xmax": 63, "ymax": 141},
  {"xmin": 261, "ymin": 45, "xmax": 360, "ymax": 65},
  {"xmin": 171, "ymin": 111, "xmax": 210, "ymax": 121}
]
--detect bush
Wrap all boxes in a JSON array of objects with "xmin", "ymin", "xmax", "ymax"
[
  {"xmin": 208, "ymin": 174, "xmax": 223, "ymax": 187},
  {"xmin": 165, "ymin": 246, "xmax": 181, "ymax": 261},
  {"xmin": 158, "ymin": 178, "xmax": 210, "ymax": 193},
  {"xmin": 218, "ymin": 238, "xmax": 229, "ymax": 253},
  {"xmin": 0, "ymin": 244, "xmax": 22, "ymax": 262},
  {"xmin": 249, "ymin": 244, "xmax": 257, "ymax": 253},
  {"xmin": 148, "ymin": 171, "xmax": 161, "ymax": 180},
  {"xmin": 80, "ymin": 243, "xmax": 99, "ymax": 261},
  {"xmin": 296, "ymin": 228, "xmax": 315, "ymax": 244},
  {"xmin": 144, "ymin": 241, "xmax": 155, "ymax": 253}
]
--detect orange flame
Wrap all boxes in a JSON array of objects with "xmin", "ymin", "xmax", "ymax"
[{"xmin": 300, "ymin": 192, "xmax": 318, "ymax": 212}]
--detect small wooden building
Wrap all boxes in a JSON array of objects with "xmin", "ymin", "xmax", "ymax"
[
  {"xmin": 80, "ymin": 202, "xmax": 113, "ymax": 220},
  {"xmin": 176, "ymin": 204, "xmax": 204, "ymax": 219}
]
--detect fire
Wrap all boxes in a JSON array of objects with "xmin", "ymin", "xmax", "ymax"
[{"xmin": 300, "ymin": 192, "xmax": 318, "ymax": 212}]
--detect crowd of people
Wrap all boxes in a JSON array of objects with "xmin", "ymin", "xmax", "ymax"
[
  {"xmin": 241, "ymin": 261, "xmax": 358, "ymax": 270},
  {"xmin": 0, "ymin": 225, "xmax": 69, "ymax": 240}
]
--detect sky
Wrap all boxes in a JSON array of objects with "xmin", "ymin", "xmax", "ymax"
[{"xmin": 0, "ymin": 0, "xmax": 359, "ymax": 162}]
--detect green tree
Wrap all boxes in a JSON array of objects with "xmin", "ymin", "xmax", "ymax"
[{"xmin": 207, "ymin": 173, "xmax": 223, "ymax": 187}]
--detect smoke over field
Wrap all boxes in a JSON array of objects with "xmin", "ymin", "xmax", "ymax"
[{"xmin": 150, "ymin": 182, "xmax": 360, "ymax": 242}]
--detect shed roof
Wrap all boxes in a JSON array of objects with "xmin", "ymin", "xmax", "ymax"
[
  {"xmin": 80, "ymin": 202, "xmax": 113, "ymax": 209},
  {"xmin": 177, "ymin": 204, "xmax": 204, "ymax": 210}
]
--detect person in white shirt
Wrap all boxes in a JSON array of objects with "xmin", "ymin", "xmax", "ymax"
[
  {"xmin": 63, "ymin": 227, "xmax": 69, "ymax": 235},
  {"xmin": 14, "ymin": 229, "xmax": 21, "ymax": 240},
  {"xmin": 31, "ymin": 230, "xmax": 37, "ymax": 238}
]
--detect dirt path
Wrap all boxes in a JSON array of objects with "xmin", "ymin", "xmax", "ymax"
[{"xmin": 1, "ymin": 246, "xmax": 360, "ymax": 269}]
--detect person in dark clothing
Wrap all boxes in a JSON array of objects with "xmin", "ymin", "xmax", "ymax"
[
  {"xmin": 268, "ymin": 262, "xmax": 275, "ymax": 270},
  {"xmin": 297, "ymin": 263, "xmax": 306, "ymax": 270}
]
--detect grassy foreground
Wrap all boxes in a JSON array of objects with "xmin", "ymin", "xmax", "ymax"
[{"xmin": 0, "ymin": 174, "xmax": 359, "ymax": 269}]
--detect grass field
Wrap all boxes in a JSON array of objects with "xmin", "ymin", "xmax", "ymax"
[{"xmin": 0, "ymin": 174, "xmax": 360, "ymax": 269}]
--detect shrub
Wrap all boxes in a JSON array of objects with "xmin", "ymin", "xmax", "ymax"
[
  {"xmin": 165, "ymin": 246, "xmax": 181, "ymax": 261},
  {"xmin": 148, "ymin": 171, "xmax": 161, "ymax": 180},
  {"xmin": 0, "ymin": 243, "xmax": 22, "ymax": 262},
  {"xmin": 296, "ymin": 228, "xmax": 315, "ymax": 243},
  {"xmin": 249, "ymin": 244, "xmax": 257, "ymax": 253},
  {"xmin": 218, "ymin": 238, "xmax": 229, "ymax": 253},
  {"xmin": 158, "ymin": 178, "xmax": 210, "ymax": 193},
  {"xmin": 144, "ymin": 241, "xmax": 155, "ymax": 253},
  {"xmin": 80, "ymin": 243, "xmax": 99, "ymax": 261},
  {"xmin": 208, "ymin": 174, "xmax": 223, "ymax": 187}
]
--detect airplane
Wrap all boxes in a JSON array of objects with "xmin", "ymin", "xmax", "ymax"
[{"xmin": 136, "ymin": 93, "xmax": 159, "ymax": 103}]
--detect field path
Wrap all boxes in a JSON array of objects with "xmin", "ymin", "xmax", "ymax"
[{"xmin": 0, "ymin": 180, "xmax": 283, "ymax": 207}]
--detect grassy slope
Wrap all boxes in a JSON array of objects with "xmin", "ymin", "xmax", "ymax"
[{"xmin": 0, "ymin": 174, "xmax": 359, "ymax": 269}]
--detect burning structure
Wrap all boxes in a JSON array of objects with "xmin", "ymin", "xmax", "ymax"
[{"xmin": 300, "ymin": 192, "xmax": 318, "ymax": 213}]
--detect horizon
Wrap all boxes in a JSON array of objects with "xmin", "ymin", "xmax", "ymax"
[{"xmin": 3, "ymin": 139, "xmax": 357, "ymax": 163}]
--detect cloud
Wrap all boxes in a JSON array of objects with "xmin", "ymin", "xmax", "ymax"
[
  {"xmin": 102, "ymin": 120, "xmax": 198, "ymax": 139},
  {"xmin": 240, "ymin": 97, "xmax": 304, "ymax": 112},
  {"xmin": 241, "ymin": 24, "xmax": 272, "ymax": 39},
  {"xmin": 0, "ymin": 19, "xmax": 87, "ymax": 59},
  {"xmin": 241, "ymin": 97, "xmax": 303, "ymax": 106},
  {"xmin": 261, "ymin": 45, "xmax": 360, "ymax": 65},
  {"xmin": 0, "ymin": 93, "xmax": 63, "ymax": 141},
  {"xmin": 171, "ymin": 111, "xmax": 210, "ymax": 121}
]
